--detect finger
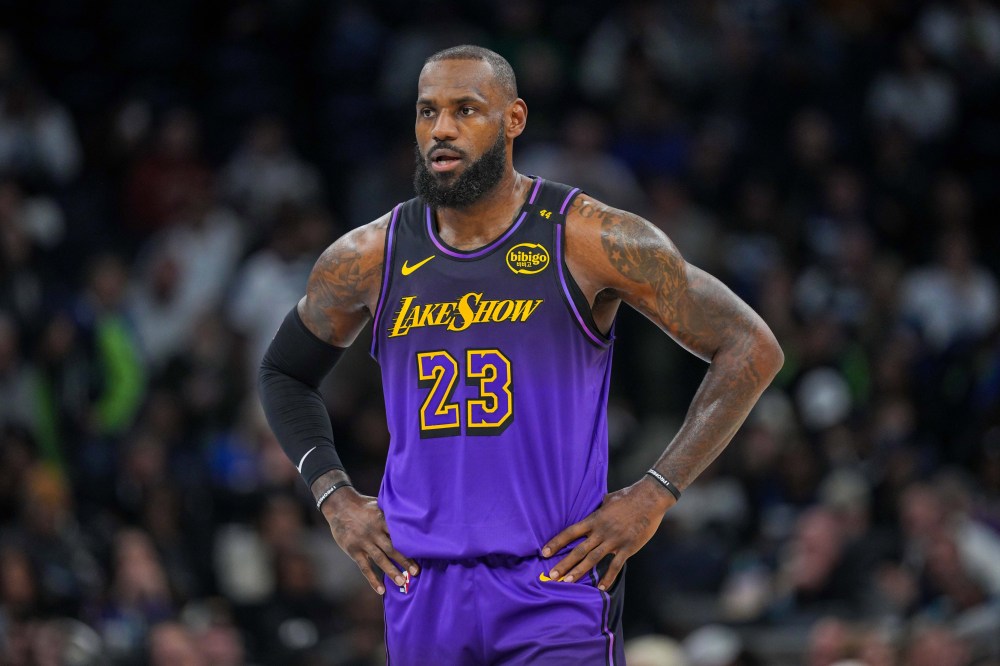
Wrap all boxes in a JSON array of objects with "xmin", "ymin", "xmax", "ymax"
[
  {"xmin": 378, "ymin": 537, "xmax": 420, "ymax": 576},
  {"xmin": 597, "ymin": 554, "xmax": 627, "ymax": 592},
  {"xmin": 371, "ymin": 509, "xmax": 419, "ymax": 575},
  {"xmin": 352, "ymin": 553, "xmax": 386, "ymax": 595},
  {"xmin": 367, "ymin": 545, "xmax": 406, "ymax": 587},
  {"xmin": 549, "ymin": 536, "xmax": 597, "ymax": 581},
  {"xmin": 561, "ymin": 542, "xmax": 612, "ymax": 584},
  {"xmin": 542, "ymin": 520, "xmax": 590, "ymax": 558}
]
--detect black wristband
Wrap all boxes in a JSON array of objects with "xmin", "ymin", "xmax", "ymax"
[
  {"xmin": 645, "ymin": 469, "xmax": 682, "ymax": 501},
  {"xmin": 316, "ymin": 480, "xmax": 353, "ymax": 510}
]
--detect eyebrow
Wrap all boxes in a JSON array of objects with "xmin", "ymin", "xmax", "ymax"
[{"xmin": 416, "ymin": 93, "xmax": 489, "ymax": 107}]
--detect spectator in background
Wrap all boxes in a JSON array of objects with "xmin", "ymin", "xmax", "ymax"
[
  {"xmin": 123, "ymin": 108, "xmax": 212, "ymax": 238},
  {"xmin": 577, "ymin": 0, "xmax": 721, "ymax": 101},
  {"xmin": 0, "ymin": 5, "xmax": 997, "ymax": 664},
  {"xmin": 919, "ymin": 0, "xmax": 1000, "ymax": 71},
  {"xmin": 96, "ymin": 529, "xmax": 175, "ymax": 660},
  {"xmin": 0, "ymin": 177, "xmax": 64, "ymax": 260},
  {"xmin": 130, "ymin": 176, "xmax": 244, "ymax": 369},
  {"xmin": 27, "ymin": 617, "xmax": 104, "ymax": 666},
  {"xmin": 148, "ymin": 620, "xmax": 205, "ymax": 666},
  {"xmin": 784, "ymin": 109, "xmax": 838, "ymax": 221},
  {"xmin": 805, "ymin": 618, "xmax": 897, "ymax": 666},
  {"xmin": 0, "ymin": 315, "xmax": 38, "ymax": 440},
  {"xmin": 625, "ymin": 634, "xmax": 689, "ymax": 666},
  {"xmin": 186, "ymin": 600, "xmax": 247, "ymax": 666},
  {"xmin": 904, "ymin": 623, "xmax": 971, "ymax": 666},
  {"xmin": 221, "ymin": 116, "xmax": 323, "ymax": 233},
  {"xmin": 0, "ymin": 179, "xmax": 60, "ymax": 333},
  {"xmin": 517, "ymin": 108, "xmax": 646, "ymax": 211},
  {"xmin": 770, "ymin": 506, "xmax": 873, "ymax": 623},
  {"xmin": 867, "ymin": 37, "xmax": 957, "ymax": 143},
  {"xmin": 611, "ymin": 83, "xmax": 691, "ymax": 182},
  {"xmin": 14, "ymin": 465, "xmax": 102, "ymax": 619},
  {"xmin": 228, "ymin": 206, "xmax": 334, "ymax": 371},
  {"xmin": 73, "ymin": 254, "xmax": 145, "ymax": 438},
  {"xmin": 0, "ymin": 545, "xmax": 40, "ymax": 623},
  {"xmin": 900, "ymin": 227, "xmax": 999, "ymax": 352},
  {"xmin": 0, "ymin": 76, "xmax": 81, "ymax": 187}
]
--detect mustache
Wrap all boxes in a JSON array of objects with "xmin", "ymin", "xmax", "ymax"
[{"xmin": 425, "ymin": 142, "xmax": 468, "ymax": 161}]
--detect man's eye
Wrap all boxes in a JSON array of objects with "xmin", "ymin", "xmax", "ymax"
[
  {"xmin": 420, "ymin": 108, "xmax": 434, "ymax": 118},
  {"xmin": 460, "ymin": 106, "xmax": 476, "ymax": 116}
]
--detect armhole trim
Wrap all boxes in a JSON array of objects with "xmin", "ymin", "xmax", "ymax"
[
  {"xmin": 369, "ymin": 204, "xmax": 402, "ymax": 359},
  {"xmin": 555, "ymin": 220, "xmax": 613, "ymax": 349}
]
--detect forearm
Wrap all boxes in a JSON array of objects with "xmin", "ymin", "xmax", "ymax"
[
  {"xmin": 258, "ymin": 361, "xmax": 343, "ymax": 484},
  {"xmin": 257, "ymin": 306, "xmax": 348, "ymax": 489},
  {"xmin": 652, "ymin": 328, "xmax": 782, "ymax": 491}
]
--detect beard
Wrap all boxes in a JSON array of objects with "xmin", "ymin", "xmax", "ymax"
[{"xmin": 414, "ymin": 128, "xmax": 507, "ymax": 209}]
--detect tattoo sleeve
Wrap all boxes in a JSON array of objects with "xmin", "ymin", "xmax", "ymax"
[
  {"xmin": 584, "ymin": 200, "xmax": 783, "ymax": 491},
  {"xmin": 299, "ymin": 221, "xmax": 387, "ymax": 348}
]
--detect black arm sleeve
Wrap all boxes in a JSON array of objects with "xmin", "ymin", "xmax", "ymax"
[{"xmin": 258, "ymin": 306, "xmax": 346, "ymax": 488}]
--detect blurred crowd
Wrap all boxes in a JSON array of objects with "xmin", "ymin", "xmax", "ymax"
[{"xmin": 1, "ymin": 0, "xmax": 999, "ymax": 664}]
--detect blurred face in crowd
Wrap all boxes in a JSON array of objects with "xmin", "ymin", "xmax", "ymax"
[
  {"xmin": 149, "ymin": 622, "xmax": 206, "ymax": 666},
  {"xmin": 413, "ymin": 58, "xmax": 524, "ymax": 208}
]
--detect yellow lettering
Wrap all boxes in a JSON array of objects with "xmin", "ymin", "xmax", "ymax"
[
  {"xmin": 416, "ymin": 303, "xmax": 439, "ymax": 328},
  {"xmin": 492, "ymin": 300, "xmax": 514, "ymax": 322},
  {"xmin": 389, "ymin": 297, "xmax": 417, "ymax": 337},
  {"xmin": 474, "ymin": 299, "xmax": 499, "ymax": 323},
  {"xmin": 449, "ymin": 292, "xmax": 480, "ymax": 332},
  {"xmin": 434, "ymin": 302, "xmax": 455, "ymax": 326},
  {"xmin": 512, "ymin": 300, "xmax": 543, "ymax": 321},
  {"xmin": 387, "ymin": 293, "xmax": 543, "ymax": 337}
]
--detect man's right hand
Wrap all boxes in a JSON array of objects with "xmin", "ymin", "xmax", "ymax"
[{"xmin": 320, "ymin": 485, "xmax": 419, "ymax": 595}]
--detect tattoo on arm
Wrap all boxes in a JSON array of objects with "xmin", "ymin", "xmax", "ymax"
[
  {"xmin": 595, "ymin": 206, "xmax": 687, "ymax": 330},
  {"xmin": 577, "ymin": 198, "xmax": 782, "ymax": 490},
  {"xmin": 301, "ymin": 224, "xmax": 386, "ymax": 346}
]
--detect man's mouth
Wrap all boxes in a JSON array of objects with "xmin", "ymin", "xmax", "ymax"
[{"xmin": 429, "ymin": 149, "xmax": 463, "ymax": 173}]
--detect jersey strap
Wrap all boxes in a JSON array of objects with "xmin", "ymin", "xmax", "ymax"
[{"xmin": 533, "ymin": 181, "xmax": 613, "ymax": 347}]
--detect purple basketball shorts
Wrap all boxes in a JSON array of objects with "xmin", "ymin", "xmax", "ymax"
[{"xmin": 382, "ymin": 552, "xmax": 626, "ymax": 665}]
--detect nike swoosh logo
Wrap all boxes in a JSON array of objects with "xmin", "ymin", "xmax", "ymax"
[
  {"xmin": 297, "ymin": 446, "xmax": 317, "ymax": 473},
  {"xmin": 401, "ymin": 255, "xmax": 435, "ymax": 276},
  {"xmin": 539, "ymin": 572, "xmax": 564, "ymax": 582}
]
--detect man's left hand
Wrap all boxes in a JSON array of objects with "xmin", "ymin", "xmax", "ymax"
[{"xmin": 541, "ymin": 477, "xmax": 676, "ymax": 590}]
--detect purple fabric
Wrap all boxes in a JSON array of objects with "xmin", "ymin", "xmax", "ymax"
[
  {"xmin": 425, "ymin": 206, "xmax": 529, "ymax": 259},
  {"xmin": 375, "ymin": 186, "xmax": 615, "ymax": 560},
  {"xmin": 371, "ymin": 204, "xmax": 402, "ymax": 357},
  {"xmin": 383, "ymin": 553, "xmax": 623, "ymax": 665}
]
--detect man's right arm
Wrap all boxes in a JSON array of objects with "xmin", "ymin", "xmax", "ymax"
[{"xmin": 258, "ymin": 212, "xmax": 418, "ymax": 594}]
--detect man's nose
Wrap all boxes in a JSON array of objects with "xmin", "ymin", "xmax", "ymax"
[{"xmin": 432, "ymin": 112, "xmax": 458, "ymax": 142}]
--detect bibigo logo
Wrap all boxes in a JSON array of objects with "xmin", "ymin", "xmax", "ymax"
[{"xmin": 505, "ymin": 243, "xmax": 549, "ymax": 275}]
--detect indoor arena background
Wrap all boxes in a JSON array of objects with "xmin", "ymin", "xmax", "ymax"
[{"xmin": 1, "ymin": 1, "xmax": 999, "ymax": 664}]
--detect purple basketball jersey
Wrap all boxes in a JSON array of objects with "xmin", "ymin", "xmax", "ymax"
[{"xmin": 370, "ymin": 178, "xmax": 614, "ymax": 559}]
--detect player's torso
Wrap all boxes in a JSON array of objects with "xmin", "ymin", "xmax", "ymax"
[{"xmin": 371, "ymin": 177, "xmax": 614, "ymax": 558}]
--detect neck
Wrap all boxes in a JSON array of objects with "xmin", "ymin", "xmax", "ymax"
[{"xmin": 433, "ymin": 169, "xmax": 530, "ymax": 248}]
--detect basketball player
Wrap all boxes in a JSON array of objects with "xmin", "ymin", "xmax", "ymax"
[{"xmin": 258, "ymin": 45, "xmax": 783, "ymax": 664}]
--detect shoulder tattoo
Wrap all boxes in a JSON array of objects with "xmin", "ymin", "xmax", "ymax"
[
  {"xmin": 303, "ymin": 224, "xmax": 386, "ymax": 344},
  {"xmin": 571, "ymin": 197, "xmax": 687, "ymax": 325}
]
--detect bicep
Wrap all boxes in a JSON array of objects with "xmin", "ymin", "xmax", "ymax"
[
  {"xmin": 298, "ymin": 221, "xmax": 388, "ymax": 348},
  {"xmin": 588, "ymin": 202, "xmax": 763, "ymax": 362}
]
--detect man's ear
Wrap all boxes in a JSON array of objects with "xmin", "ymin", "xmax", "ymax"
[{"xmin": 507, "ymin": 98, "xmax": 528, "ymax": 139}]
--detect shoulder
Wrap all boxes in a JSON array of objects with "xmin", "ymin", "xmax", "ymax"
[
  {"xmin": 300, "ymin": 210, "xmax": 395, "ymax": 345},
  {"xmin": 327, "ymin": 209, "xmax": 393, "ymax": 259},
  {"xmin": 563, "ymin": 192, "xmax": 684, "ymax": 291}
]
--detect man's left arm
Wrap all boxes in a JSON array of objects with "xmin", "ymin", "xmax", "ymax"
[{"xmin": 543, "ymin": 195, "xmax": 784, "ymax": 590}]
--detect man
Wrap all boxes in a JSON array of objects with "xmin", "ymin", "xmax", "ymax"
[{"xmin": 259, "ymin": 45, "xmax": 783, "ymax": 664}]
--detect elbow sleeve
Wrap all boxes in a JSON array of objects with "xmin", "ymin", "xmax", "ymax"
[{"xmin": 257, "ymin": 306, "xmax": 346, "ymax": 487}]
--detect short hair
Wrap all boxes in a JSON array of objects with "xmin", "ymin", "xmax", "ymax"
[{"xmin": 424, "ymin": 45, "xmax": 518, "ymax": 102}]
